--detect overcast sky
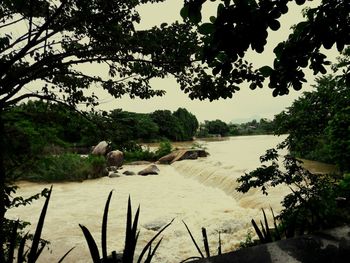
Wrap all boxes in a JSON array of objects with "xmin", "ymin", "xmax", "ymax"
[{"xmin": 89, "ymin": 0, "xmax": 329, "ymax": 123}]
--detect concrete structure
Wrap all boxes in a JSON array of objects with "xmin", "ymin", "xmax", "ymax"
[{"xmin": 190, "ymin": 226, "xmax": 350, "ymax": 263}]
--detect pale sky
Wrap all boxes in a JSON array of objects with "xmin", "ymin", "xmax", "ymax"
[
  {"xmin": 11, "ymin": 0, "xmax": 335, "ymax": 123},
  {"xmin": 91, "ymin": 0, "xmax": 329, "ymax": 123}
]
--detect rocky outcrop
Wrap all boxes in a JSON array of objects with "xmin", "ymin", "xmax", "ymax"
[
  {"xmin": 106, "ymin": 150, "xmax": 124, "ymax": 167},
  {"xmin": 138, "ymin": 164, "xmax": 159, "ymax": 176},
  {"xmin": 91, "ymin": 141, "xmax": 109, "ymax": 155},
  {"xmin": 122, "ymin": 170, "xmax": 136, "ymax": 176},
  {"xmin": 108, "ymin": 172, "xmax": 121, "ymax": 178},
  {"xmin": 157, "ymin": 149, "xmax": 209, "ymax": 164}
]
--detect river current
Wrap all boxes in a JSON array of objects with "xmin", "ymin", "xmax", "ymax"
[{"xmin": 7, "ymin": 135, "xmax": 330, "ymax": 262}]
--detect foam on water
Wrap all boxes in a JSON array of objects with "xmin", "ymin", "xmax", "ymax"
[{"xmin": 7, "ymin": 135, "xmax": 291, "ymax": 262}]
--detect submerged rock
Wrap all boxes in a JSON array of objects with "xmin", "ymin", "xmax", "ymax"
[
  {"xmin": 138, "ymin": 164, "xmax": 159, "ymax": 176},
  {"xmin": 122, "ymin": 170, "xmax": 136, "ymax": 176},
  {"xmin": 108, "ymin": 172, "xmax": 121, "ymax": 178}
]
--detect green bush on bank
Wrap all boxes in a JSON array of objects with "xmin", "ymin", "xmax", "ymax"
[
  {"xmin": 124, "ymin": 141, "xmax": 172, "ymax": 163},
  {"xmin": 18, "ymin": 154, "xmax": 106, "ymax": 182}
]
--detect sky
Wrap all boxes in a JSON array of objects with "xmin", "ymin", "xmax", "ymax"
[
  {"xmin": 90, "ymin": 0, "xmax": 327, "ymax": 123},
  {"xmin": 9, "ymin": 0, "xmax": 333, "ymax": 123}
]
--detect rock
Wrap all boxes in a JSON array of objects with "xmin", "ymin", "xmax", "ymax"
[
  {"xmin": 157, "ymin": 149, "xmax": 209, "ymax": 164},
  {"xmin": 92, "ymin": 141, "xmax": 109, "ymax": 155},
  {"xmin": 143, "ymin": 219, "xmax": 169, "ymax": 231},
  {"xmin": 127, "ymin": 161, "xmax": 152, "ymax": 165},
  {"xmin": 106, "ymin": 150, "xmax": 124, "ymax": 167},
  {"xmin": 123, "ymin": 170, "xmax": 136, "ymax": 176},
  {"xmin": 108, "ymin": 172, "xmax": 121, "ymax": 178},
  {"xmin": 138, "ymin": 164, "xmax": 160, "ymax": 176},
  {"xmin": 157, "ymin": 152, "xmax": 178, "ymax": 164}
]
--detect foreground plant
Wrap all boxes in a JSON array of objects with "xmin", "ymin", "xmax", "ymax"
[
  {"xmin": 237, "ymin": 146, "xmax": 342, "ymax": 237},
  {"xmin": 6, "ymin": 186, "xmax": 74, "ymax": 262},
  {"xmin": 180, "ymin": 221, "xmax": 221, "ymax": 263},
  {"xmin": 79, "ymin": 190, "xmax": 173, "ymax": 263}
]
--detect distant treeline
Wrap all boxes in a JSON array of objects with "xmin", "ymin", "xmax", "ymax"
[
  {"xmin": 197, "ymin": 118, "xmax": 275, "ymax": 137},
  {"xmin": 3, "ymin": 101, "xmax": 199, "ymax": 155}
]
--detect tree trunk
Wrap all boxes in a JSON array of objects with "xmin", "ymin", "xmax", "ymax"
[{"xmin": 0, "ymin": 109, "xmax": 6, "ymax": 262}]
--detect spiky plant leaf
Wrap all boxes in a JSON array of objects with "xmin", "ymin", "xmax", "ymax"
[
  {"xmin": 262, "ymin": 209, "xmax": 272, "ymax": 242},
  {"xmin": 102, "ymin": 190, "xmax": 113, "ymax": 261},
  {"xmin": 79, "ymin": 224, "xmax": 101, "ymax": 263},
  {"xmin": 217, "ymin": 231, "xmax": 222, "ymax": 256},
  {"xmin": 144, "ymin": 237, "xmax": 163, "ymax": 263},
  {"xmin": 182, "ymin": 221, "xmax": 204, "ymax": 259},
  {"xmin": 251, "ymin": 219, "xmax": 265, "ymax": 242},
  {"xmin": 17, "ymin": 233, "xmax": 28, "ymax": 263},
  {"xmin": 27, "ymin": 185, "xmax": 52, "ymax": 263},
  {"xmin": 179, "ymin": 256, "xmax": 202, "ymax": 263},
  {"xmin": 270, "ymin": 207, "xmax": 281, "ymax": 240},
  {"xmin": 57, "ymin": 247, "xmax": 75, "ymax": 263},
  {"xmin": 137, "ymin": 219, "xmax": 174, "ymax": 263},
  {"xmin": 6, "ymin": 219, "xmax": 19, "ymax": 263},
  {"xmin": 202, "ymin": 227, "xmax": 210, "ymax": 258}
]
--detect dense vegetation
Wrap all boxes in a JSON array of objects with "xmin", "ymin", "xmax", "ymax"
[
  {"xmin": 1, "ymin": 0, "xmax": 350, "ymax": 261},
  {"xmin": 273, "ymin": 74, "xmax": 350, "ymax": 172},
  {"xmin": 197, "ymin": 118, "xmax": 275, "ymax": 137}
]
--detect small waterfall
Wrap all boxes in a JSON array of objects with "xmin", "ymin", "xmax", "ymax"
[{"xmin": 172, "ymin": 158, "xmax": 287, "ymax": 211}]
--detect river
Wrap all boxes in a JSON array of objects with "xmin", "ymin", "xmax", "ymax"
[{"xmin": 7, "ymin": 135, "xmax": 333, "ymax": 262}]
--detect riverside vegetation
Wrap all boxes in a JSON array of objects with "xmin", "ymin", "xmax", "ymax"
[{"xmin": 2, "ymin": 0, "xmax": 350, "ymax": 262}]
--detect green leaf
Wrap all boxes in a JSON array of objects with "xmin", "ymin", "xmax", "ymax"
[
  {"xmin": 79, "ymin": 224, "xmax": 101, "ymax": 263},
  {"xmin": 259, "ymin": 66, "xmax": 273, "ymax": 77},
  {"xmin": 27, "ymin": 185, "xmax": 52, "ymax": 263},
  {"xmin": 198, "ymin": 23, "xmax": 215, "ymax": 35},
  {"xmin": 180, "ymin": 5, "xmax": 189, "ymax": 19}
]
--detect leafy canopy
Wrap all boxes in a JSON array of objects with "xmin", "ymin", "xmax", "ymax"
[{"xmin": 181, "ymin": 0, "xmax": 350, "ymax": 96}]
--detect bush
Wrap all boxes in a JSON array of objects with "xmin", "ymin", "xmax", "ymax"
[
  {"xmin": 154, "ymin": 141, "xmax": 172, "ymax": 159},
  {"xmin": 18, "ymin": 154, "xmax": 106, "ymax": 182},
  {"xmin": 124, "ymin": 141, "xmax": 173, "ymax": 163},
  {"xmin": 237, "ymin": 146, "xmax": 345, "ymax": 237}
]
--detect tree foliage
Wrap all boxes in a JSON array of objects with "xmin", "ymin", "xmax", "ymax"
[
  {"xmin": 273, "ymin": 75, "xmax": 350, "ymax": 171},
  {"xmin": 181, "ymin": 0, "xmax": 350, "ymax": 96}
]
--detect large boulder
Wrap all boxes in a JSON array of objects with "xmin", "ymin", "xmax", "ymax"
[
  {"xmin": 138, "ymin": 164, "xmax": 160, "ymax": 176},
  {"xmin": 92, "ymin": 141, "xmax": 109, "ymax": 155},
  {"xmin": 157, "ymin": 149, "xmax": 209, "ymax": 164},
  {"xmin": 106, "ymin": 150, "xmax": 124, "ymax": 167}
]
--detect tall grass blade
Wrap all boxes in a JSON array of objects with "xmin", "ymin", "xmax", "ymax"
[
  {"xmin": 262, "ymin": 209, "xmax": 272, "ymax": 242},
  {"xmin": 137, "ymin": 219, "xmax": 174, "ymax": 263},
  {"xmin": 217, "ymin": 231, "xmax": 222, "ymax": 256},
  {"xmin": 251, "ymin": 219, "xmax": 264, "ymax": 242},
  {"xmin": 182, "ymin": 221, "xmax": 204, "ymax": 258},
  {"xmin": 7, "ymin": 219, "xmax": 19, "ymax": 263},
  {"xmin": 202, "ymin": 227, "xmax": 210, "ymax": 258},
  {"xmin": 57, "ymin": 247, "xmax": 75, "ymax": 263},
  {"xmin": 270, "ymin": 207, "xmax": 281, "ymax": 240},
  {"xmin": 33, "ymin": 244, "xmax": 46, "ymax": 262},
  {"xmin": 179, "ymin": 256, "xmax": 202, "ymax": 263},
  {"xmin": 144, "ymin": 237, "xmax": 163, "ymax": 263},
  {"xmin": 79, "ymin": 224, "xmax": 101, "ymax": 263},
  {"xmin": 123, "ymin": 196, "xmax": 136, "ymax": 263},
  {"xmin": 17, "ymin": 233, "xmax": 28, "ymax": 263},
  {"xmin": 260, "ymin": 220, "xmax": 267, "ymax": 240},
  {"xmin": 102, "ymin": 190, "xmax": 113, "ymax": 261},
  {"xmin": 27, "ymin": 185, "xmax": 52, "ymax": 263}
]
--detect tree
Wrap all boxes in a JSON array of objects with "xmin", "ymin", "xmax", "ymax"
[
  {"xmin": 205, "ymin": 119, "xmax": 230, "ymax": 136},
  {"xmin": 273, "ymin": 75, "xmax": 350, "ymax": 164},
  {"xmin": 150, "ymin": 110, "xmax": 184, "ymax": 141},
  {"xmin": 181, "ymin": 0, "xmax": 350, "ymax": 96},
  {"xmin": 173, "ymin": 107, "xmax": 199, "ymax": 140},
  {"xmin": 0, "ymin": 0, "xmax": 227, "ymax": 259}
]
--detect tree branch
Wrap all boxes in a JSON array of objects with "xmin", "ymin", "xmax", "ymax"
[{"xmin": 0, "ymin": 16, "xmax": 25, "ymax": 29}]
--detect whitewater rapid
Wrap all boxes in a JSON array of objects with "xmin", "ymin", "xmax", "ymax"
[{"xmin": 7, "ymin": 135, "xmax": 291, "ymax": 262}]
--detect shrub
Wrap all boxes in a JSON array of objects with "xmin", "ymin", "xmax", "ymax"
[
  {"xmin": 237, "ymin": 146, "xmax": 343, "ymax": 237},
  {"xmin": 18, "ymin": 154, "xmax": 106, "ymax": 182}
]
